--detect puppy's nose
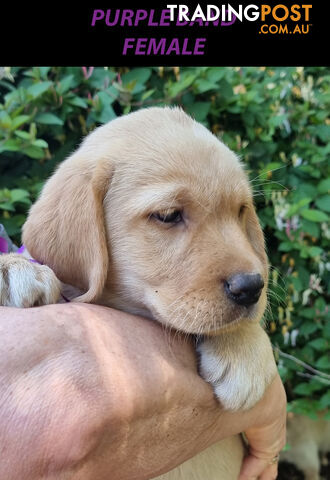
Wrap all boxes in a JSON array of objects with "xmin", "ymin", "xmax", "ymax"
[{"xmin": 224, "ymin": 273, "xmax": 264, "ymax": 307}]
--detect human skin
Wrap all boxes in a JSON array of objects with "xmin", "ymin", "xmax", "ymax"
[{"xmin": 0, "ymin": 303, "xmax": 286, "ymax": 480}]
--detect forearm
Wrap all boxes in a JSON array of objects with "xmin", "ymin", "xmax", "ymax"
[
  {"xmin": 0, "ymin": 303, "xmax": 224, "ymax": 480},
  {"xmin": 0, "ymin": 304, "xmax": 285, "ymax": 480}
]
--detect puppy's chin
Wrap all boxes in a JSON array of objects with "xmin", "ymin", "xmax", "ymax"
[
  {"xmin": 143, "ymin": 290, "xmax": 267, "ymax": 336},
  {"xmin": 204, "ymin": 294, "xmax": 267, "ymax": 335},
  {"xmin": 104, "ymin": 288, "xmax": 266, "ymax": 335},
  {"xmin": 144, "ymin": 301, "xmax": 264, "ymax": 337},
  {"xmin": 201, "ymin": 307, "xmax": 263, "ymax": 336}
]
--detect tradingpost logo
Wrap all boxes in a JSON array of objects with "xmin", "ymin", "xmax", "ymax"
[
  {"xmin": 258, "ymin": 4, "xmax": 312, "ymax": 35},
  {"xmin": 167, "ymin": 4, "xmax": 313, "ymax": 35},
  {"xmin": 90, "ymin": 4, "xmax": 314, "ymax": 56}
]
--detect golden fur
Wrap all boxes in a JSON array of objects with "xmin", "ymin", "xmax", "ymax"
[
  {"xmin": 1, "ymin": 107, "xmax": 278, "ymax": 478},
  {"xmin": 23, "ymin": 107, "xmax": 268, "ymax": 331}
]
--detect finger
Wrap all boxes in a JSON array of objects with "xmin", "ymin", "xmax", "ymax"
[
  {"xmin": 239, "ymin": 453, "xmax": 280, "ymax": 480},
  {"xmin": 245, "ymin": 415, "xmax": 287, "ymax": 459},
  {"xmin": 238, "ymin": 454, "xmax": 269, "ymax": 479},
  {"xmin": 259, "ymin": 463, "xmax": 278, "ymax": 480}
]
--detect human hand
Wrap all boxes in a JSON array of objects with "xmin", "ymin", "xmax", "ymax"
[
  {"xmin": 0, "ymin": 303, "xmax": 286, "ymax": 480},
  {"xmin": 0, "ymin": 303, "xmax": 239, "ymax": 480},
  {"xmin": 238, "ymin": 374, "xmax": 287, "ymax": 480}
]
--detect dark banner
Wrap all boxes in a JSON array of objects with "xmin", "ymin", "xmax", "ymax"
[{"xmin": 2, "ymin": 2, "xmax": 327, "ymax": 65}]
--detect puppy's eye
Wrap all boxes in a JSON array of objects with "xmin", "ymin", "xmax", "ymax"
[
  {"xmin": 152, "ymin": 210, "xmax": 183, "ymax": 224},
  {"xmin": 239, "ymin": 205, "xmax": 247, "ymax": 217}
]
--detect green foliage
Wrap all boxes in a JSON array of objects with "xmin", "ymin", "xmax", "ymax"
[{"xmin": 0, "ymin": 66, "xmax": 329, "ymax": 417}]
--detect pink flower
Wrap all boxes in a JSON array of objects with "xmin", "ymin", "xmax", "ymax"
[
  {"xmin": 285, "ymin": 219, "xmax": 294, "ymax": 240},
  {"xmin": 82, "ymin": 67, "xmax": 94, "ymax": 79}
]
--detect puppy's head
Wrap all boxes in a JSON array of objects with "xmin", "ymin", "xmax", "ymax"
[{"xmin": 23, "ymin": 107, "xmax": 268, "ymax": 334}]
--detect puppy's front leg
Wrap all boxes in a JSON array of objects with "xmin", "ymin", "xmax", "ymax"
[
  {"xmin": 0, "ymin": 253, "xmax": 61, "ymax": 307},
  {"xmin": 197, "ymin": 323, "xmax": 277, "ymax": 411}
]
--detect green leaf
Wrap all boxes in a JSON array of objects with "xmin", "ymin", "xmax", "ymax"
[
  {"xmin": 10, "ymin": 115, "xmax": 30, "ymax": 130},
  {"xmin": 88, "ymin": 68, "xmax": 116, "ymax": 89},
  {"xmin": 21, "ymin": 145, "xmax": 45, "ymax": 159},
  {"xmin": 324, "ymin": 324, "xmax": 330, "ymax": 340},
  {"xmin": 317, "ymin": 178, "xmax": 330, "ymax": 194},
  {"xmin": 319, "ymin": 391, "xmax": 330, "ymax": 409},
  {"xmin": 315, "ymin": 355, "xmax": 330, "ymax": 370},
  {"xmin": 0, "ymin": 202, "xmax": 15, "ymax": 211},
  {"xmin": 293, "ymin": 383, "xmax": 319, "ymax": 395},
  {"xmin": 0, "ymin": 215, "xmax": 26, "ymax": 235},
  {"xmin": 315, "ymin": 124, "xmax": 330, "ymax": 142},
  {"xmin": 68, "ymin": 96, "xmax": 88, "ymax": 108},
  {"xmin": 0, "ymin": 139, "xmax": 20, "ymax": 152},
  {"xmin": 35, "ymin": 113, "xmax": 64, "ymax": 125},
  {"xmin": 122, "ymin": 68, "xmax": 152, "ymax": 87},
  {"xmin": 185, "ymin": 102, "xmax": 211, "ymax": 122},
  {"xmin": 32, "ymin": 139, "xmax": 48, "ymax": 148},
  {"xmin": 27, "ymin": 81, "xmax": 52, "ymax": 98},
  {"xmin": 14, "ymin": 130, "xmax": 30, "ymax": 140},
  {"xmin": 39, "ymin": 67, "xmax": 51, "ymax": 79},
  {"xmin": 290, "ymin": 276, "xmax": 303, "ymax": 292},
  {"xmin": 10, "ymin": 189, "xmax": 29, "ymax": 201},
  {"xmin": 57, "ymin": 75, "xmax": 74, "ymax": 95},
  {"xmin": 309, "ymin": 338, "xmax": 328, "ymax": 351},
  {"xmin": 300, "ymin": 219, "xmax": 320, "ymax": 237},
  {"xmin": 294, "ymin": 182, "xmax": 317, "ymax": 200},
  {"xmin": 168, "ymin": 73, "xmax": 197, "ymax": 97},
  {"xmin": 301, "ymin": 307, "xmax": 316, "ymax": 319},
  {"xmin": 269, "ymin": 115, "xmax": 287, "ymax": 128},
  {"xmin": 278, "ymin": 365, "xmax": 290, "ymax": 382},
  {"xmin": 95, "ymin": 91, "xmax": 117, "ymax": 123},
  {"xmin": 300, "ymin": 209, "xmax": 328, "ymax": 222},
  {"xmin": 315, "ymin": 195, "xmax": 330, "ymax": 212},
  {"xmin": 278, "ymin": 241, "xmax": 294, "ymax": 252},
  {"xmin": 299, "ymin": 322, "xmax": 319, "ymax": 337},
  {"xmin": 308, "ymin": 246, "xmax": 323, "ymax": 257},
  {"xmin": 206, "ymin": 68, "xmax": 226, "ymax": 83},
  {"xmin": 10, "ymin": 189, "xmax": 30, "ymax": 204},
  {"xmin": 286, "ymin": 197, "xmax": 312, "ymax": 217},
  {"xmin": 0, "ymin": 111, "xmax": 12, "ymax": 129},
  {"xmin": 194, "ymin": 79, "xmax": 218, "ymax": 93},
  {"xmin": 315, "ymin": 297, "xmax": 326, "ymax": 312},
  {"xmin": 121, "ymin": 68, "xmax": 152, "ymax": 94},
  {"xmin": 141, "ymin": 89, "xmax": 155, "ymax": 101}
]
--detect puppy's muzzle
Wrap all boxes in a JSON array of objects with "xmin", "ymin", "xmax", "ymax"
[{"xmin": 224, "ymin": 273, "xmax": 264, "ymax": 307}]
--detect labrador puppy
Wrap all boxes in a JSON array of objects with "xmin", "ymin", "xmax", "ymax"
[{"xmin": 0, "ymin": 107, "xmax": 277, "ymax": 479}]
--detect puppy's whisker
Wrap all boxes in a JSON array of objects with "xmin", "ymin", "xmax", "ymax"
[
  {"xmin": 167, "ymin": 296, "xmax": 185, "ymax": 313},
  {"xmin": 249, "ymin": 164, "xmax": 288, "ymax": 182},
  {"xmin": 250, "ymin": 180, "xmax": 289, "ymax": 192},
  {"xmin": 267, "ymin": 289, "xmax": 287, "ymax": 306},
  {"xmin": 252, "ymin": 190, "xmax": 287, "ymax": 197},
  {"xmin": 177, "ymin": 309, "xmax": 192, "ymax": 332},
  {"xmin": 268, "ymin": 266, "xmax": 288, "ymax": 285},
  {"xmin": 263, "ymin": 302, "xmax": 275, "ymax": 325},
  {"xmin": 190, "ymin": 299, "xmax": 203, "ymax": 331},
  {"xmin": 267, "ymin": 287, "xmax": 288, "ymax": 301}
]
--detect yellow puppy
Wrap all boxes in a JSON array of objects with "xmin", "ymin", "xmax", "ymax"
[{"xmin": 0, "ymin": 107, "xmax": 278, "ymax": 479}]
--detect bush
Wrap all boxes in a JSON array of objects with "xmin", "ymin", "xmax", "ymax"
[{"xmin": 0, "ymin": 66, "xmax": 329, "ymax": 418}]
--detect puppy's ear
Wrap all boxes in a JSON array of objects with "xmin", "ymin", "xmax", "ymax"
[{"xmin": 22, "ymin": 152, "xmax": 112, "ymax": 303}]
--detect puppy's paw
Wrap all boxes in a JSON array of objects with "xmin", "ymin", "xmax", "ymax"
[
  {"xmin": 197, "ymin": 324, "xmax": 277, "ymax": 411},
  {"xmin": 0, "ymin": 253, "xmax": 61, "ymax": 307}
]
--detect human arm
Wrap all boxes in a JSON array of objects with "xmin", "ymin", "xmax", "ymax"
[{"xmin": 0, "ymin": 303, "xmax": 286, "ymax": 480}]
